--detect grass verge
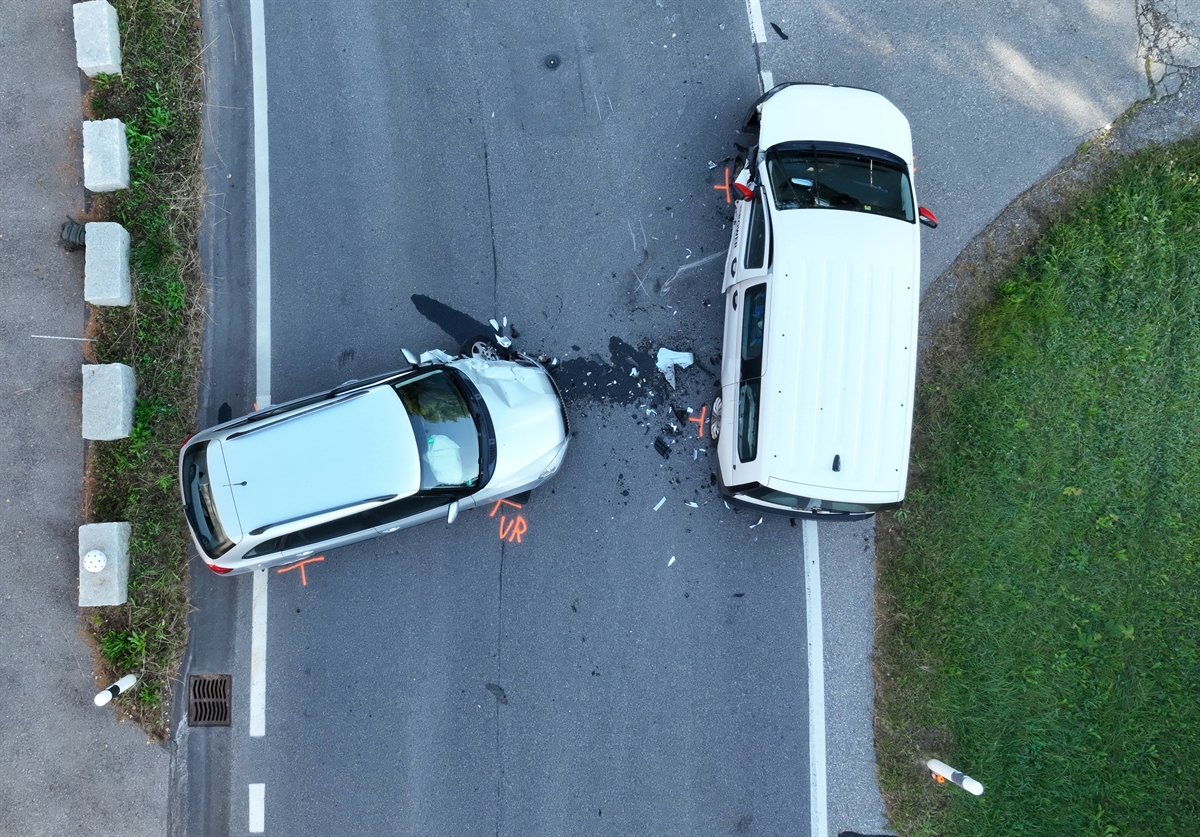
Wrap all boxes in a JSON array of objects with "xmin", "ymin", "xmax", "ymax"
[
  {"xmin": 83, "ymin": 0, "xmax": 205, "ymax": 740},
  {"xmin": 875, "ymin": 140, "xmax": 1200, "ymax": 835}
]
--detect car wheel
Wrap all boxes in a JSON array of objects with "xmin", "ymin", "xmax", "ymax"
[
  {"xmin": 461, "ymin": 335, "xmax": 500, "ymax": 360},
  {"xmin": 710, "ymin": 396, "xmax": 722, "ymax": 441}
]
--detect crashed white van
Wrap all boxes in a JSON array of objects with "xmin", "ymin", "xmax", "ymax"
[{"xmin": 712, "ymin": 83, "xmax": 937, "ymax": 520}]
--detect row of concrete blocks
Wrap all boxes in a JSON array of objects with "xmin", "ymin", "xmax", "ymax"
[{"xmin": 74, "ymin": 2, "xmax": 135, "ymax": 606}]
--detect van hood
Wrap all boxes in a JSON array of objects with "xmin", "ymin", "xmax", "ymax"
[{"xmin": 759, "ymin": 85, "xmax": 913, "ymax": 163}]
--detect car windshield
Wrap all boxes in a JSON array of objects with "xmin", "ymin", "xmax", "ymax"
[
  {"xmin": 392, "ymin": 369, "xmax": 482, "ymax": 489},
  {"xmin": 765, "ymin": 143, "xmax": 914, "ymax": 222},
  {"xmin": 182, "ymin": 442, "xmax": 236, "ymax": 558}
]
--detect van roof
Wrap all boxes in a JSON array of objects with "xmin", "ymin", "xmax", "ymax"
[
  {"xmin": 217, "ymin": 386, "xmax": 420, "ymax": 535},
  {"xmin": 755, "ymin": 209, "xmax": 920, "ymax": 503}
]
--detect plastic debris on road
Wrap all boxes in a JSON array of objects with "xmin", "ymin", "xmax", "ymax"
[
  {"xmin": 653, "ymin": 496, "xmax": 666, "ymax": 511},
  {"xmin": 655, "ymin": 347, "xmax": 693, "ymax": 389}
]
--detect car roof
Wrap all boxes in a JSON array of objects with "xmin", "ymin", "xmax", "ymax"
[
  {"xmin": 753, "ymin": 208, "xmax": 920, "ymax": 503},
  {"xmin": 216, "ymin": 385, "xmax": 420, "ymax": 535},
  {"xmin": 758, "ymin": 85, "xmax": 913, "ymax": 162}
]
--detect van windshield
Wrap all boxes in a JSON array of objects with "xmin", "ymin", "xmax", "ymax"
[
  {"xmin": 765, "ymin": 142, "xmax": 914, "ymax": 222},
  {"xmin": 392, "ymin": 370, "xmax": 482, "ymax": 489},
  {"xmin": 182, "ymin": 442, "xmax": 236, "ymax": 558}
]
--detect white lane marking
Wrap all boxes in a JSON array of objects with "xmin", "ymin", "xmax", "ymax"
[
  {"xmin": 760, "ymin": 70, "xmax": 774, "ymax": 93},
  {"xmin": 745, "ymin": 0, "xmax": 768, "ymax": 44},
  {"xmin": 249, "ymin": 568, "xmax": 268, "ymax": 737},
  {"xmin": 248, "ymin": 783, "xmax": 265, "ymax": 833},
  {"xmin": 803, "ymin": 519, "xmax": 828, "ymax": 837},
  {"xmin": 249, "ymin": 0, "xmax": 271, "ymax": 408}
]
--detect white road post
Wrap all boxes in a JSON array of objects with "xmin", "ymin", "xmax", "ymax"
[
  {"xmin": 927, "ymin": 758, "xmax": 985, "ymax": 796},
  {"xmin": 94, "ymin": 674, "xmax": 137, "ymax": 706}
]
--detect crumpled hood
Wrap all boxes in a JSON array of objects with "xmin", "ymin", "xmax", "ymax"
[{"xmin": 453, "ymin": 358, "xmax": 567, "ymax": 484}]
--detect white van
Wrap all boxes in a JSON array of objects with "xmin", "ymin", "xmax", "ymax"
[{"xmin": 712, "ymin": 84, "xmax": 937, "ymax": 520}]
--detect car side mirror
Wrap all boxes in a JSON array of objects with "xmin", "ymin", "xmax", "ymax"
[
  {"xmin": 401, "ymin": 348, "xmax": 418, "ymax": 365},
  {"xmin": 918, "ymin": 206, "xmax": 938, "ymax": 229},
  {"xmin": 446, "ymin": 500, "xmax": 459, "ymax": 524},
  {"xmin": 733, "ymin": 182, "xmax": 755, "ymax": 201}
]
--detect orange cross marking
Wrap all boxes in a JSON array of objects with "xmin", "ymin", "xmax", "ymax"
[
  {"xmin": 499, "ymin": 514, "xmax": 528, "ymax": 543},
  {"xmin": 276, "ymin": 555, "xmax": 324, "ymax": 586},
  {"xmin": 489, "ymin": 498, "xmax": 523, "ymax": 517},
  {"xmin": 713, "ymin": 166, "xmax": 731, "ymax": 204},
  {"xmin": 688, "ymin": 404, "xmax": 707, "ymax": 438}
]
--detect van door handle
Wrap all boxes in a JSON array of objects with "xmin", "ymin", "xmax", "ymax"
[{"xmin": 732, "ymin": 289, "xmax": 738, "ymax": 310}]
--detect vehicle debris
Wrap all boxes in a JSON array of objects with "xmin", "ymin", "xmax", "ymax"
[
  {"xmin": 654, "ymin": 437, "xmax": 671, "ymax": 458},
  {"xmin": 749, "ymin": 517, "xmax": 764, "ymax": 528},
  {"xmin": 684, "ymin": 501, "xmax": 698, "ymax": 508},
  {"xmin": 655, "ymin": 347, "xmax": 694, "ymax": 389},
  {"xmin": 653, "ymin": 496, "xmax": 667, "ymax": 511}
]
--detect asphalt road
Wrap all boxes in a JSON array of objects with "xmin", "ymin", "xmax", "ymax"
[{"xmin": 177, "ymin": 0, "xmax": 1147, "ymax": 835}]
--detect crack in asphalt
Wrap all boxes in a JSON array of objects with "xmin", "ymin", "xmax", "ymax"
[{"xmin": 1137, "ymin": 0, "xmax": 1200, "ymax": 97}]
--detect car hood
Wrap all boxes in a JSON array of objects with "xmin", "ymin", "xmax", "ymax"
[
  {"xmin": 759, "ymin": 85, "xmax": 913, "ymax": 163},
  {"xmin": 453, "ymin": 358, "xmax": 567, "ymax": 484}
]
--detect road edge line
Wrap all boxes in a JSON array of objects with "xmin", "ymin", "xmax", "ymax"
[
  {"xmin": 249, "ymin": 0, "xmax": 271, "ymax": 408},
  {"xmin": 249, "ymin": 568, "xmax": 267, "ymax": 737},
  {"xmin": 803, "ymin": 519, "xmax": 829, "ymax": 837}
]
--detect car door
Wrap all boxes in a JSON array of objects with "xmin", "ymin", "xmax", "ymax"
[
  {"xmin": 722, "ymin": 169, "xmax": 771, "ymax": 293},
  {"xmin": 369, "ymin": 493, "xmax": 456, "ymax": 537}
]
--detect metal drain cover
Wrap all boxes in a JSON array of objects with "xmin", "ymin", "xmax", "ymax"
[{"xmin": 187, "ymin": 674, "xmax": 232, "ymax": 727}]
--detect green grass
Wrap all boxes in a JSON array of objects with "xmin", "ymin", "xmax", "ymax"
[
  {"xmin": 84, "ymin": 0, "xmax": 204, "ymax": 740},
  {"xmin": 876, "ymin": 141, "xmax": 1200, "ymax": 836}
]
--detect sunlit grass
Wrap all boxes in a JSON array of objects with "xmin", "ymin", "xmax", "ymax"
[{"xmin": 876, "ymin": 141, "xmax": 1200, "ymax": 836}]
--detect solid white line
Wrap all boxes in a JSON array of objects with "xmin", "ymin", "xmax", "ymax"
[
  {"xmin": 249, "ymin": 569, "xmax": 268, "ymax": 737},
  {"xmin": 745, "ymin": 0, "xmax": 768, "ymax": 44},
  {"xmin": 249, "ymin": 0, "xmax": 271, "ymax": 408},
  {"xmin": 248, "ymin": 783, "xmax": 265, "ymax": 833},
  {"xmin": 803, "ymin": 519, "xmax": 828, "ymax": 837},
  {"xmin": 760, "ymin": 70, "xmax": 775, "ymax": 93}
]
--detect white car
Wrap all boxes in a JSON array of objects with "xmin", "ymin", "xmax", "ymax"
[
  {"xmin": 713, "ymin": 83, "xmax": 936, "ymax": 520},
  {"xmin": 180, "ymin": 338, "xmax": 569, "ymax": 575}
]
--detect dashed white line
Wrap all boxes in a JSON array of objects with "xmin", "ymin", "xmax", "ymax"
[
  {"xmin": 745, "ymin": 0, "xmax": 768, "ymax": 44},
  {"xmin": 249, "ymin": 568, "xmax": 268, "ymax": 738},
  {"xmin": 248, "ymin": 783, "xmax": 265, "ymax": 833},
  {"xmin": 249, "ymin": 0, "xmax": 271, "ymax": 409},
  {"xmin": 803, "ymin": 519, "xmax": 829, "ymax": 837},
  {"xmin": 760, "ymin": 70, "xmax": 775, "ymax": 93}
]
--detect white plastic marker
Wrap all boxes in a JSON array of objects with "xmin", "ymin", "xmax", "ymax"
[
  {"xmin": 249, "ymin": 0, "xmax": 271, "ymax": 409},
  {"xmin": 94, "ymin": 674, "xmax": 137, "ymax": 706},
  {"xmin": 249, "ymin": 568, "xmax": 268, "ymax": 737},
  {"xmin": 928, "ymin": 759, "xmax": 985, "ymax": 796},
  {"xmin": 803, "ymin": 520, "xmax": 828, "ymax": 837},
  {"xmin": 248, "ymin": 783, "xmax": 265, "ymax": 833},
  {"xmin": 745, "ymin": 0, "xmax": 768, "ymax": 43}
]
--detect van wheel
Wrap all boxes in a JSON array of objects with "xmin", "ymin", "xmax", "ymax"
[
  {"xmin": 461, "ymin": 335, "xmax": 500, "ymax": 360},
  {"xmin": 710, "ymin": 396, "xmax": 722, "ymax": 441}
]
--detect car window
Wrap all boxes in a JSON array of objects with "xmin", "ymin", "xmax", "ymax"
[
  {"xmin": 392, "ymin": 370, "xmax": 481, "ymax": 489},
  {"xmin": 737, "ymin": 284, "xmax": 768, "ymax": 463},
  {"xmin": 744, "ymin": 195, "xmax": 768, "ymax": 270},
  {"xmin": 765, "ymin": 144, "xmax": 914, "ymax": 222}
]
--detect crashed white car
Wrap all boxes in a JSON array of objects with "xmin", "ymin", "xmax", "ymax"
[{"xmin": 180, "ymin": 341, "xmax": 569, "ymax": 575}]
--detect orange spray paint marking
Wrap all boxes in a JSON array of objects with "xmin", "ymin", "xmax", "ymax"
[
  {"xmin": 713, "ymin": 166, "xmax": 732, "ymax": 204},
  {"xmin": 688, "ymin": 405, "xmax": 707, "ymax": 438},
  {"xmin": 489, "ymin": 498, "xmax": 523, "ymax": 517},
  {"xmin": 499, "ymin": 515, "xmax": 528, "ymax": 543},
  {"xmin": 276, "ymin": 555, "xmax": 324, "ymax": 586}
]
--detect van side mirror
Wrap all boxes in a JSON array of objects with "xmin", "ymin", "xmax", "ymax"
[
  {"xmin": 918, "ymin": 207, "xmax": 938, "ymax": 229},
  {"xmin": 401, "ymin": 348, "xmax": 418, "ymax": 365},
  {"xmin": 733, "ymin": 182, "xmax": 755, "ymax": 201},
  {"xmin": 447, "ymin": 500, "xmax": 459, "ymax": 524}
]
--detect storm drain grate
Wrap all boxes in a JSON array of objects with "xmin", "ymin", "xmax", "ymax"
[{"xmin": 187, "ymin": 674, "xmax": 232, "ymax": 727}]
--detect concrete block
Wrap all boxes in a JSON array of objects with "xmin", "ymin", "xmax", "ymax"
[
  {"xmin": 83, "ymin": 222, "xmax": 130, "ymax": 306},
  {"xmin": 82, "ymin": 119, "xmax": 129, "ymax": 192},
  {"xmin": 79, "ymin": 522, "xmax": 131, "ymax": 607},
  {"xmin": 73, "ymin": 0, "xmax": 122, "ymax": 76},
  {"xmin": 82, "ymin": 363, "xmax": 135, "ymax": 441}
]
